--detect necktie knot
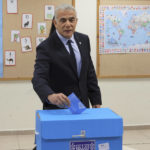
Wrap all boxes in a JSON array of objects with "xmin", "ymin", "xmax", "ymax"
[{"xmin": 67, "ymin": 39, "xmax": 72, "ymax": 46}]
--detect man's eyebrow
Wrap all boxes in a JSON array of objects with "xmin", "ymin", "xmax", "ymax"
[
  {"xmin": 59, "ymin": 16, "xmax": 76, "ymax": 19},
  {"xmin": 69, "ymin": 17, "xmax": 76, "ymax": 19}
]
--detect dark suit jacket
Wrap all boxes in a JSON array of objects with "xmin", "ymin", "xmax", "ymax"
[{"xmin": 32, "ymin": 31, "xmax": 102, "ymax": 109}]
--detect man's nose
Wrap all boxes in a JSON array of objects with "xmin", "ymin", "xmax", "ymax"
[{"xmin": 65, "ymin": 20, "xmax": 71, "ymax": 27}]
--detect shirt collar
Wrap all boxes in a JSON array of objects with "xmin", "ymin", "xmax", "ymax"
[{"xmin": 56, "ymin": 30, "xmax": 75, "ymax": 45}]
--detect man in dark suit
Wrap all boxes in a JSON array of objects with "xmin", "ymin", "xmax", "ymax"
[
  {"xmin": 32, "ymin": 4, "xmax": 102, "ymax": 110},
  {"xmin": 32, "ymin": 4, "xmax": 102, "ymax": 150}
]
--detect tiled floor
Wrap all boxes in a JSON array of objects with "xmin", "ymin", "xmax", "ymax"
[{"xmin": 0, "ymin": 129, "xmax": 150, "ymax": 150}]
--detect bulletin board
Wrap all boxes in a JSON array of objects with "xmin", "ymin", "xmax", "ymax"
[
  {"xmin": 0, "ymin": 0, "xmax": 75, "ymax": 80},
  {"xmin": 97, "ymin": 0, "xmax": 150, "ymax": 78}
]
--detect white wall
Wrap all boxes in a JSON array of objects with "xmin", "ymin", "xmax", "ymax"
[{"xmin": 0, "ymin": 0, "xmax": 150, "ymax": 131}]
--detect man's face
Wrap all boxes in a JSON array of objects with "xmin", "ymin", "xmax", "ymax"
[{"xmin": 54, "ymin": 9, "xmax": 77, "ymax": 39}]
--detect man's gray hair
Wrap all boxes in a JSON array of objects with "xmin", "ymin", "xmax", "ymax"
[{"xmin": 54, "ymin": 4, "xmax": 77, "ymax": 20}]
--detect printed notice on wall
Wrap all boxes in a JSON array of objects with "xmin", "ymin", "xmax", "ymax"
[
  {"xmin": 5, "ymin": 50, "xmax": 16, "ymax": 66},
  {"xmin": 7, "ymin": 0, "xmax": 18, "ymax": 14},
  {"xmin": 45, "ymin": 5, "xmax": 54, "ymax": 20}
]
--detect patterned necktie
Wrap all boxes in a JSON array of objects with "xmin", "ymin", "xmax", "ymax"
[{"xmin": 67, "ymin": 40, "xmax": 77, "ymax": 72}]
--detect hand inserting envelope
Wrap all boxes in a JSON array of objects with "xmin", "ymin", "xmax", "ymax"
[{"xmin": 67, "ymin": 93, "xmax": 86, "ymax": 114}]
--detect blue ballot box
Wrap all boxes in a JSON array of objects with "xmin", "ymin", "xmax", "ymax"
[{"xmin": 35, "ymin": 108, "xmax": 123, "ymax": 150}]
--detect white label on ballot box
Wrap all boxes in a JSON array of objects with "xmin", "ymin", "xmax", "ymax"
[
  {"xmin": 70, "ymin": 140, "xmax": 95, "ymax": 150},
  {"xmin": 98, "ymin": 143, "xmax": 109, "ymax": 150}
]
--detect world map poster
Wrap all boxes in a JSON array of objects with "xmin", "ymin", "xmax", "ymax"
[{"xmin": 99, "ymin": 5, "xmax": 150, "ymax": 54}]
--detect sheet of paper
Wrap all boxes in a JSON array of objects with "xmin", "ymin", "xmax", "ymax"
[
  {"xmin": 11, "ymin": 30, "xmax": 20, "ymax": 42},
  {"xmin": 37, "ymin": 22, "xmax": 46, "ymax": 34},
  {"xmin": 45, "ymin": 5, "xmax": 54, "ymax": 20},
  {"xmin": 5, "ymin": 50, "xmax": 16, "ymax": 66},
  {"xmin": 7, "ymin": 0, "xmax": 18, "ymax": 14},
  {"xmin": 21, "ymin": 37, "xmax": 32, "ymax": 52},
  {"xmin": 22, "ymin": 14, "xmax": 32, "ymax": 29},
  {"xmin": 68, "ymin": 93, "xmax": 86, "ymax": 114}
]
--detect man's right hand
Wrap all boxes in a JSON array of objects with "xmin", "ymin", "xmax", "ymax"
[{"xmin": 48, "ymin": 93, "xmax": 70, "ymax": 108}]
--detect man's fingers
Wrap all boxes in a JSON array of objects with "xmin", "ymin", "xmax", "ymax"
[
  {"xmin": 57, "ymin": 93, "xmax": 70, "ymax": 107},
  {"xmin": 61, "ymin": 94, "xmax": 70, "ymax": 107},
  {"xmin": 48, "ymin": 93, "xmax": 70, "ymax": 108},
  {"xmin": 55, "ymin": 93, "xmax": 70, "ymax": 108}
]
